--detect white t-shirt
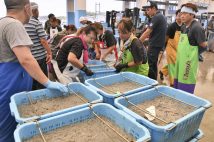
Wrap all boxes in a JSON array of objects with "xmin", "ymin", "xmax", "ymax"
[{"xmin": 50, "ymin": 27, "xmax": 58, "ymax": 39}]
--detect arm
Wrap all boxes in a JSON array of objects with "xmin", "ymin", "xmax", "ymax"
[
  {"xmin": 36, "ymin": 21, "xmax": 52, "ymax": 63},
  {"xmin": 94, "ymin": 42, "xmax": 101, "ymax": 59},
  {"xmin": 7, "ymin": 21, "xmax": 67, "ymax": 93},
  {"xmin": 13, "ymin": 46, "xmax": 68, "ymax": 93},
  {"xmin": 68, "ymin": 52, "xmax": 94, "ymax": 76},
  {"xmin": 13, "ymin": 46, "xmax": 48, "ymax": 84},
  {"xmin": 139, "ymin": 28, "xmax": 152, "ymax": 43},
  {"xmin": 40, "ymin": 38, "xmax": 52, "ymax": 63},
  {"xmin": 127, "ymin": 61, "xmax": 141, "ymax": 67},
  {"xmin": 67, "ymin": 52, "xmax": 84, "ymax": 69}
]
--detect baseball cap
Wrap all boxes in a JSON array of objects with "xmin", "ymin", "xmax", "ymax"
[
  {"xmin": 142, "ymin": 1, "xmax": 158, "ymax": 10},
  {"xmin": 79, "ymin": 16, "xmax": 87, "ymax": 22}
]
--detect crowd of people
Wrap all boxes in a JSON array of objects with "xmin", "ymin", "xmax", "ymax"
[{"xmin": 0, "ymin": 0, "xmax": 214, "ymax": 141}]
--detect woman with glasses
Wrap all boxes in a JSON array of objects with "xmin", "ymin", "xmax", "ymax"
[{"xmin": 56, "ymin": 25, "xmax": 97, "ymax": 80}]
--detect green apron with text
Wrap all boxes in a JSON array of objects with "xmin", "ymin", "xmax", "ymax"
[{"xmin": 174, "ymin": 33, "xmax": 198, "ymax": 93}]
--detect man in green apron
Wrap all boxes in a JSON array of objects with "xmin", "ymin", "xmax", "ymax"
[
  {"xmin": 174, "ymin": 3, "xmax": 207, "ymax": 93},
  {"xmin": 115, "ymin": 19, "xmax": 149, "ymax": 76}
]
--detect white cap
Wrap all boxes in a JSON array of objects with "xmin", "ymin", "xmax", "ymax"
[
  {"xmin": 30, "ymin": 2, "xmax": 38, "ymax": 10},
  {"xmin": 79, "ymin": 16, "xmax": 87, "ymax": 22}
]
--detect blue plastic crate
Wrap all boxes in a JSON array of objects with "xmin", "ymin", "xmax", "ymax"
[
  {"xmin": 80, "ymin": 69, "xmax": 117, "ymax": 82},
  {"xmin": 188, "ymin": 129, "xmax": 203, "ymax": 142},
  {"xmin": 85, "ymin": 72, "xmax": 158, "ymax": 105},
  {"xmin": 14, "ymin": 103, "xmax": 151, "ymax": 142},
  {"xmin": 86, "ymin": 60, "xmax": 114, "ymax": 71},
  {"xmin": 86, "ymin": 60, "xmax": 106, "ymax": 69},
  {"xmin": 89, "ymin": 66, "xmax": 115, "ymax": 72},
  {"xmin": 115, "ymin": 86, "xmax": 211, "ymax": 142},
  {"xmin": 10, "ymin": 82, "xmax": 103, "ymax": 124}
]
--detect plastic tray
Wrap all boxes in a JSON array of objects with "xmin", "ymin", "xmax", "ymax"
[
  {"xmin": 10, "ymin": 82, "xmax": 103, "ymax": 123},
  {"xmin": 85, "ymin": 72, "xmax": 158, "ymax": 105},
  {"xmin": 14, "ymin": 103, "xmax": 151, "ymax": 142},
  {"xmin": 115, "ymin": 86, "xmax": 211, "ymax": 142},
  {"xmin": 80, "ymin": 69, "xmax": 117, "ymax": 82},
  {"xmin": 86, "ymin": 60, "xmax": 106, "ymax": 70},
  {"xmin": 188, "ymin": 129, "xmax": 203, "ymax": 142}
]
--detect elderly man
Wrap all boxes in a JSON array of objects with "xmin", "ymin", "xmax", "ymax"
[
  {"xmin": 0, "ymin": 0, "xmax": 68, "ymax": 141},
  {"xmin": 140, "ymin": 1, "xmax": 167, "ymax": 80},
  {"xmin": 25, "ymin": 2, "xmax": 52, "ymax": 90}
]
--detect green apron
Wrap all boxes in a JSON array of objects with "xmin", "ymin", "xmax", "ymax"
[
  {"xmin": 174, "ymin": 33, "xmax": 198, "ymax": 93},
  {"xmin": 121, "ymin": 38, "xmax": 149, "ymax": 76}
]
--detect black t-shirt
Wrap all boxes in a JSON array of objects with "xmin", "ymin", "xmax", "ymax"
[
  {"xmin": 56, "ymin": 37, "xmax": 84, "ymax": 72},
  {"xmin": 167, "ymin": 22, "xmax": 181, "ymax": 39},
  {"xmin": 127, "ymin": 38, "xmax": 147, "ymax": 64},
  {"xmin": 98, "ymin": 30, "xmax": 117, "ymax": 47},
  {"xmin": 181, "ymin": 20, "xmax": 206, "ymax": 46},
  {"xmin": 148, "ymin": 12, "xmax": 167, "ymax": 48}
]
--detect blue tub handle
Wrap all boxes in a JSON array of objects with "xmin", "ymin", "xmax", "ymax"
[
  {"xmin": 166, "ymin": 122, "xmax": 177, "ymax": 131},
  {"xmin": 143, "ymin": 137, "xmax": 151, "ymax": 142},
  {"xmin": 9, "ymin": 102, "xmax": 15, "ymax": 116}
]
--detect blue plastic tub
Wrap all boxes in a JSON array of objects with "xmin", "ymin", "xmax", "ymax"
[
  {"xmin": 86, "ymin": 60, "xmax": 106, "ymax": 69},
  {"xmin": 115, "ymin": 86, "xmax": 211, "ymax": 142},
  {"xmin": 80, "ymin": 69, "xmax": 117, "ymax": 82},
  {"xmin": 14, "ymin": 103, "xmax": 151, "ymax": 142},
  {"xmin": 89, "ymin": 66, "xmax": 115, "ymax": 72},
  {"xmin": 85, "ymin": 72, "xmax": 158, "ymax": 105},
  {"xmin": 10, "ymin": 82, "xmax": 103, "ymax": 124},
  {"xmin": 86, "ymin": 60, "xmax": 114, "ymax": 71},
  {"xmin": 188, "ymin": 129, "xmax": 203, "ymax": 142}
]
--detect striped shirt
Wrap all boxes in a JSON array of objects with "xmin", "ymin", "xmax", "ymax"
[{"xmin": 25, "ymin": 17, "xmax": 47, "ymax": 60}]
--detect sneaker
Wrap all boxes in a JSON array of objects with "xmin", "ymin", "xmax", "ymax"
[
  {"xmin": 199, "ymin": 54, "xmax": 204, "ymax": 62},
  {"xmin": 159, "ymin": 71, "xmax": 164, "ymax": 81}
]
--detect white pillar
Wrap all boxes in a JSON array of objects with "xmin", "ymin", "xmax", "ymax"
[
  {"xmin": 74, "ymin": 0, "xmax": 86, "ymax": 28},
  {"xmin": 67, "ymin": 0, "xmax": 75, "ymax": 24}
]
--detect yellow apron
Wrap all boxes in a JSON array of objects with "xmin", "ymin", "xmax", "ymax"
[{"xmin": 161, "ymin": 31, "xmax": 181, "ymax": 86}]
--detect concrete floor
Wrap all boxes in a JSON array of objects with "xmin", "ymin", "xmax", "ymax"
[
  {"xmin": 195, "ymin": 52, "xmax": 214, "ymax": 142},
  {"xmin": 158, "ymin": 52, "xmax": 214, "ymax": 142}
]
